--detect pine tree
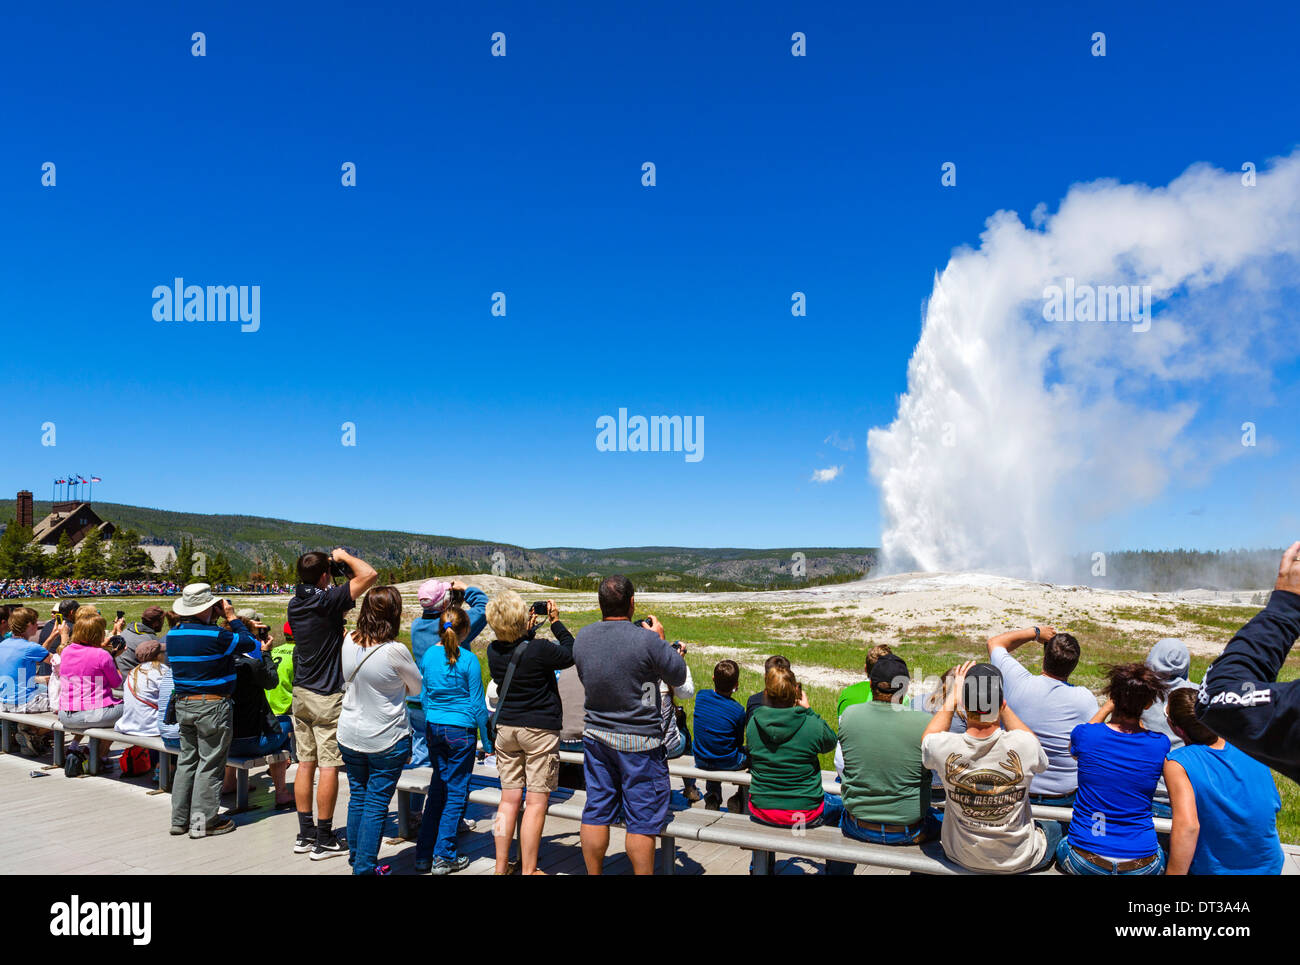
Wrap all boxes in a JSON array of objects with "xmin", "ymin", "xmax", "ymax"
[
  {"xmin": 74, "ymin": 527, "xmax": 108, "ymax": 579},
  {"xmin": 49, "ymin": 532, "xmax": 76, "ymax": 577}
]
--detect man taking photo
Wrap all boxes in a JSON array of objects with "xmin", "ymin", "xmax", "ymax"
[{"xmin": 287, "ymin": 548, "xmax": 378, "ymax": 859}]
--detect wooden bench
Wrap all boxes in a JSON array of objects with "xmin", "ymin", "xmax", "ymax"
[{"xmin": 0, "ymin": 708, "xmax": 290, "ymax": 811}]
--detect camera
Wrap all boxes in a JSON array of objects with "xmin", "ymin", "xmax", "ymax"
[
  {"xmin": 449, "ymin": 587, "xmax": 465, "ymax": 607},
  {"xmin": 328, "ymin": 557, "xmax": 353, "ymax": 579},
  {"xmin": 531, "ymin": 601, "xmax": 548, "ymax": 615},
  {"xmin": 634, "ymin": 618, "xmax": 649, "ymax": 628}
]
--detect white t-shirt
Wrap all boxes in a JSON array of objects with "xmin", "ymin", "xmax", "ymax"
[
  {"xmin": 922, "ymin": 728, "xmax": 1049, "ymax": 873},
  {"xmin": 116, "ymin": 663, "xmax": 164, "ymax": 737},
  {"xmin": 338, "ymin": 636, "xmax": 423, "ymax": 754},
  {"xmin": 990, "ymin": 648, "xmax": 1098, "ymax": 796}
]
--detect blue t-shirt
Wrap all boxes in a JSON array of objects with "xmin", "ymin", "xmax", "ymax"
[
  {"xmin": 1068, "ymin": 723, "xmax": 1169, "ymax": 860},
  {"xmin": 692, "ymin": 689, "xmax": 747, "ymax": 769},
  {"xmin": 0, "ymin": 637, "xmax": 51, "ymax": 706},
  {"xmin": 421, "ymin": 644, "xmax": 492, "ymax": 754},
  {"xmin": 1170, "ymin": 742, "xmax": 1283, "ymax": 875}
]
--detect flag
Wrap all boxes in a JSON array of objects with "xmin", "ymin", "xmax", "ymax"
[
  {"xmin": 55, "ymin": 479, "xmax": 65, "ymax": 485},
  {"xmin": 90, "ymin": 476, "xmax": 102, "ymax": 483}
]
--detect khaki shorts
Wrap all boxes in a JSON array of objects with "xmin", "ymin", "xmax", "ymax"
[
  {"xmin": 291, "ymin": 688, "xmax": 343, "ymax": 767},
  {"xmin": 494, "ymin": 725, "xmax": 560, "ymax": 792}
]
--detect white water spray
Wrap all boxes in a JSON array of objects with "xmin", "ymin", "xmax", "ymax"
[{"xmin": 868, "ymin": 153, "xmax": 1300, "ymax": 580}]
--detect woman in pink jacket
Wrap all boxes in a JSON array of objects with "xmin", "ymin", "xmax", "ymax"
[{"xmin": 57, "ymin": 610, "xmax": 125, "ymax": 769}]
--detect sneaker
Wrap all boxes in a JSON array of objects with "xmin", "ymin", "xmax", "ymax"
[
  {"xmin": 169, "ymin": 826, "xmax": 188, "ymax": 836},
  {"xmin": 310, "ymin": 834, "xmax": 348, "ymax": 861},
  {"xmin": 430, "ymin": 855, "xmax": 470, "ymax": 875},
  {"xmin": 373, "ymin": 864, "xmax": 392, "ymax": 876},
  {"xmin": 459, "ymin": 818, "xmax": 477, "ymax": 833},
  {"xmin": 682, "ymin": 784, "xmax": 703, "ymax": 804},
  {"xmin": 196, "ymin": 817, "xmax": 237, "ymax": 838},
  {"xmin": 725, "ymin": 791, "xmax": 745, "ymax": 813},
  {"xmin": 703, "ymin": 794, "xmax": 721, "ymax": 811},
  {"xmin": 413, "ymin": 859, "xmax": 432, "ymax": 875},
  {"xmin": 294, "ymin": 834, "xmax": 317, "ymax": 854}
]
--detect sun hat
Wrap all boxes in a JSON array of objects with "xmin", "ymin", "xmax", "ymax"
[
  {"xmin": 418, "ymin": 579, "xmax": 451, "ymax": 611},
  {"xmin": 235, "ymin": 608, "xmax": 265, "ymax": 624},
  {"xmin": 173, "ymin": 583, "xmax": 220, "ymax": 617}
]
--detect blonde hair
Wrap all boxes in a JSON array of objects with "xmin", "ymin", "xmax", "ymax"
[
  {"xmin": 865, "ymin": 643, "xmax": 893, "ymax": 673},
  {"xmin": 71, "ymin": 612, "xmax": 107, "ymax": 647},
  {"xmin": 486, "ymin": 590, "xmax": 530, "ymax": 643},
  {"xmin": 764, "ymin": 665, "xmax": 800, "ymax": 708},
  {"xmin": 440, "ymin": 607, "xmax": 471, "ymax": 666}
]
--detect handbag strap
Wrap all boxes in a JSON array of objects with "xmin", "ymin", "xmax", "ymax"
[
  {"xmin": 347, "ymin": 641, "xmax": 391, "ymax": 685},
  {"xmin": 126, "ymin": 668, "xmax": 159, "ymax": 711},
  {"xmin": 495, "ymin": 640, "xmax": 531, "ymax": 719}
]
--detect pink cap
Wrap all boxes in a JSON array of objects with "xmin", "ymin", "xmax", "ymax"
[{"xmin": 418, "ymin": 579, "xmax": 451, "ymax": 611}]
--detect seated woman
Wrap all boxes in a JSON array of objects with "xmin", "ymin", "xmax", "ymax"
[
  {"xmin": 414, "ymin": 604, "xmax": 493, "ymax": 875},
  {"xmin": 1165, "ymin": 687, "xmax": 1284, "ymax": 875},
  {"xmin": 746, "ymin": 665, "xmax": 839, "ymax": 832},
  {"xmin": 0, "ymin": 606, "xmax": 52, "ymax": 713},
  {"xmin": 153, "ymin": 664, "xmax": 182, "ymax": 756},
  {"xmin": 57, "ymin": 610, "xmax": 125, "ymax": 769},
  {"xmin": 221, "ymin": 631, "xmax": 294, "ymax": 809},
  {"xmin": 1056, "ymin": 663, "xmax": 1171, "ymax": 875},
  {"xmin": 115, "ymin": 639, "xmax": 166, "ymax": 773},
  {"xmin": 484, "ymin": 592, "xmax": 575, "ymax": 876},
  {"xmin": 338, "ymin": 586, "xmax": 423, "ymax": 876}
]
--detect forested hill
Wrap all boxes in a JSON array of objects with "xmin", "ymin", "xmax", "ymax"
[{"xmin": 0, "ymin": 499, "xmax": 874, "ymax": 589}]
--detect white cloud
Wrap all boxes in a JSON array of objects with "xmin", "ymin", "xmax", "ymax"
[
  {"xmin": 810, "ymin": 466, "xmax": 843, "ymax": 484},
  {"xmin": 823, "ymin": 431, "xmax": 855, "ymax": 451}
]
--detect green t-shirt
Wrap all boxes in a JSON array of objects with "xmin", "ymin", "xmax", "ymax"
[
  {"xmin": 266, "ymin": 642, "xmax": 295, "ymax": 716},
  {"xmin": 838, "ymin": 700, "xmax": 932, "ymax": 824},
  {"xmin": 837, "ymin": 680, "xmax": 910, "ymax": 720}
]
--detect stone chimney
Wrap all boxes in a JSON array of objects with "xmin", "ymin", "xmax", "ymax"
[{"xmin": 16, "ymin": 490, "xmax": 33, "ymax": 529}]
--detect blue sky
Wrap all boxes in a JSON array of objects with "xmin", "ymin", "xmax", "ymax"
[{"xmin": 3, "ymin": 0, "xmax": 1298, "ymax": 550}]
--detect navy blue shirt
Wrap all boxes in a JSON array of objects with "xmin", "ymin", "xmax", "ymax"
[
  {"xmin": 166, "ymin": 619, "xmax": 258, "ymax": 697},
  {"xmin": 692, "ymin": 689, "xmax": 747, "ymax": 769}
]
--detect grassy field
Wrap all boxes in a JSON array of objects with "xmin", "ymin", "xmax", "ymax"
[{"xmin": 12, "ymin": 590, "xmax": 1298, "ymax": 846}]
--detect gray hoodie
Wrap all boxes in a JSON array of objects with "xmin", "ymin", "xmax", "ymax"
[{"xmin": 1142, "ymin": 639, "xmax": 1199, "ymax": 797}]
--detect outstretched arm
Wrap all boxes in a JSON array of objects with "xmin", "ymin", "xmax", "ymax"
[{"xmin": 987, "ymin": 625, "xmax": 1055, "ymax": 658}]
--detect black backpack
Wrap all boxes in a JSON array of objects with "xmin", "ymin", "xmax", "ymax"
[{"xmin": 63, "ymin": 744, "xmax": 88, "ymax": 778}]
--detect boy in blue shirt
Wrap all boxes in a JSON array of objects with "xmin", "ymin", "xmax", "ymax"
[{"xmin": 692, "ymin": 659, "xmax": 749, "ymax": 810}]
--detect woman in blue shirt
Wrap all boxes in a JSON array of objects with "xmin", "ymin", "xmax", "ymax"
[
  {"xmin": 1165, "ymin": 687, "xmax": 1283, "ymax": 875},
  {"xmin": 413, "ymin": 604, "xmax": 492, "ymax": 875},
  {"xmin": 1057, "ymin": 663, "xmax": 1172, "ymax": 875}
]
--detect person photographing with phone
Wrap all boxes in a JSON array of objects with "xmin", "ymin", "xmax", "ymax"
[
  {"xmin": 287, "ymin": 548, "xmax": 378, "ymax": 859},
  {"xmin": 484, "ymin": 592, "xmax": 575, "ymax": 875}
]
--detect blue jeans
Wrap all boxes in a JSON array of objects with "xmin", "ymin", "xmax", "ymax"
[
  {"xmin": 1151, "ymin": 799, "xmax": 1173, "ymax": 819},
  {"xmin": 1028, "ymin": 820, "xmax": 1063, "ymax": 873},
  {"xmin": 340, "ymin": 734, "xmax": 412, "ymax": 875},
  {"xmin": 1028, "ymin": 791, "xmax": 1076, "ymax": 808},
  {"xmin": 405, "ymin": 702, "xmax": 429, "ymax": 769},
  {"xmin": 840, "ymin": 809, "xmax": 941, "ymax": 846},
  {"xmin": 1056, "ymin": 837, "xmax": 1166, "ymax": 875},
  {"xmin": 415, "ymin": 723, "xmax": 477, "ymax": 862}
]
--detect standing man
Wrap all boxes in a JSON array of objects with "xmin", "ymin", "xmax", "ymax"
[
  {"xmin": 166, "ymin": 584, "xmax": 259, "ymax": 838},
  {"xmin": 287, "ymin": 548, "xmax": 377, "ymax": 859},
  {"xmin": 572, "ymin": 575, "xmax": 686, "ymax": 875},
  {"xmin": 986, "ymin": 624, "xmax": 1098, "ymax": 807}
]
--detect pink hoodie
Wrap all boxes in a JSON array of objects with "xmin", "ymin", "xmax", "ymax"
[{"xmin": 58, "ymin": 643, "xmax": 123, "ymax": 712}]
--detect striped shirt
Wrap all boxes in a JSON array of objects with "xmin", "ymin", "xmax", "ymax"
[
  {"xmin": 166, "ymin": 619, "xmax": 258, "ymax": 697},
  {"xmin": 583, "ymin": 727, "xmax": 663, "ymax": 752}
]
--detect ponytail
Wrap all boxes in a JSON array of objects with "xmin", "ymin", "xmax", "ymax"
[{"xmin": 440, "ymin": 606, "xmax": 470, "ymax": 666}]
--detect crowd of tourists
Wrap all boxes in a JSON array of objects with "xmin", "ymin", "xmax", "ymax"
[
  {"xmin": 0, "ymin": 578, "xmax": 186, "ymax": 599},
  {"xmin": 0, "ymin": 540, "xmax": 1297, "ymax": 876}
]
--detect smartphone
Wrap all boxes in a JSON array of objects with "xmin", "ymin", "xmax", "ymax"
[
  {"xmin": 55, "ymin": 613, "xmax": 63, "ymax": 626},
  {"xmin": 531, "ymin": 601, "xmax": 548, "ymax": 615}
]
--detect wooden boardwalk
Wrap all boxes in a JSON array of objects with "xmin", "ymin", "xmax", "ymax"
[{"xmin": 3, "ymin": 751, "xmax": 1295, "ymax": 875}]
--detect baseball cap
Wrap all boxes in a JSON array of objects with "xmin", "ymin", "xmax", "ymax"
[
  {"xmin": 963, "ymin": 664, "xmax": 1004, "ymax": 722},
  {"xmin": 869, "ymin": 653, "xmax": 910, "ymax": 694}
]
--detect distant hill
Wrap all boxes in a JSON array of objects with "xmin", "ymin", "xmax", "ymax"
[{"xmin": 0, "ymin": 499, "xmax": 875, "ymax": 588}]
